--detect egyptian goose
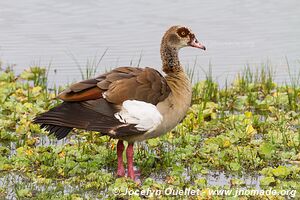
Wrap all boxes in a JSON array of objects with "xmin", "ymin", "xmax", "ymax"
[{"xmin": 33, "ymin": 25, "xmax": 206, "ymax": 181}]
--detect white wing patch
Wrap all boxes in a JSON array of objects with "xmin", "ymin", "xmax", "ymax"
[
  {"xmin": 102, "ymin": 92, "xmax": 107, "ymax": 99},
  {"xmin": 114, "ymin": 100, "xmax": 163, "ymax": 132}
]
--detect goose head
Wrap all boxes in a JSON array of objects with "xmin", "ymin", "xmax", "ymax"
[{"xmin": 162, "ymin": 25, "xmax": 206, "ymax": 50}]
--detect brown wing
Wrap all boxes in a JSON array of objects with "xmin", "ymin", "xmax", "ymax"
[
  {"xmin": 58, "ymin": 67, "xmax": 171, "ymax": 105},
  {"xmin": 34, "ymin": 67, "xmax": 171, "ymax": 140}
]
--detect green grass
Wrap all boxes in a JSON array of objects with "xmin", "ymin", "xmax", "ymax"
[
  {"xmin": 67, "ymin": 49, "xmax": 108, "ymax": 80},
  {"xmin": 0, "ymin": 64, "xmax": 300, "ymax": 199}
]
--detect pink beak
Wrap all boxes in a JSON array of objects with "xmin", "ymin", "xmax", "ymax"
[{"xmin": 189, "ymin": 38, "xmax": 206, "ymax": 50}]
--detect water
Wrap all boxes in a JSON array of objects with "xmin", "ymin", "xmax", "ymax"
[
  {"xmin": 0, "ymin": 0, "xmax": 299, "ymax": 86},
  {"xmin": 0, "ymin": 170, "xmax": 262, "ymax": 199}
]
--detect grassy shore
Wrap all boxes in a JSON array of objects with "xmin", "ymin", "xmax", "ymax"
[{"xmin": 0, "ymin": 65, "xmax": 300, "ymax": 199}]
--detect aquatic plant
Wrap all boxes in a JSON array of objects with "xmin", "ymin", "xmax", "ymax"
[{"xmin": 0, "ymin": 65, "xmax": 300, "ymax": 199}]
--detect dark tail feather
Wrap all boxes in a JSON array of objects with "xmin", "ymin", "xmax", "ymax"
[
  {"xmin": 33, "ymin": 101, "xmax": 145, "ymax": 139},
  {"xmin": 36, "ymin": 123, "xmax": 72, "ymax": 140},
  {"xmin": 33, "ymin": 102, "xmax": 116, "ymax": 139},
  {"xmin": 34, "ymin": 106, "xmax": 74, "ymax": 140},
  {"xmin": 44, "ymin": 124, "xmax": 72, "ymax": 140}
]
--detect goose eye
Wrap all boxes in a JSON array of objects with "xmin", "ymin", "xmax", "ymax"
[{"xmin": 177, "ymin": 28, "xmax": 189, "ymax": 37}]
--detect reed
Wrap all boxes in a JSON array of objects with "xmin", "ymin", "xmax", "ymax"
[{"xmin": 68, "ymin": 49, "xmax": 108, "ymax": 80}]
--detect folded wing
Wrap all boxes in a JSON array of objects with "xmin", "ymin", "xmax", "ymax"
[{"xmin": 34, "ymin": 67, "xmax": 171, "ymax": 139}]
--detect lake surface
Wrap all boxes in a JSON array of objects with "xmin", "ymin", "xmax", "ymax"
[{"xmin": 0, "ymin": 0, "xmax": 299, "ymax": 86}]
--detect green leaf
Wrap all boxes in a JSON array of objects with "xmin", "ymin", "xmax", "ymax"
[
  {"xmin": 259, "ymin": 142, "xmax": 275, "ymax": 157},
  {"xmin": 229, "ymin": 162, "xmax": 241, "ymax": 171},
  {"xmin": 260, "ymin": 176, "xmax": 276, "ymax": 186},
  {"xmin": 195, "ymin": 178, "xmax": 207, "ymax": 188},
  {"xmin": 16, "ymin": 188, "xmax": 32, "ymax": 198},
  {"xmin": 0, "ymin": 146, "xmax": 10, "ymax": 156},
  {"xmin": 230, "ymin": 178, "xmax": 245, "ymax": 186},
  {"xmin": 147, "ymin": 138, "xmax": 160, "ymax": 147},
  {"xmin": 272, "ymin": 166, "xmax": 291, "ymax": 178}
]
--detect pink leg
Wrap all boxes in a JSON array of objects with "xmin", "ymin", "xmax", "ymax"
[
  {"xmin": 117, "ymin": 140, "xmax": 125, "ymax": 177},
  {"xmin": 126, "ymin": 143, "xmax": 135, "ymax": 180}
]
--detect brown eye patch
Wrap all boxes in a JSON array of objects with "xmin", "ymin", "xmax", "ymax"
[{"xmin": 177, "ymin": 27, "xmax": 190, "ymax": 38}]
